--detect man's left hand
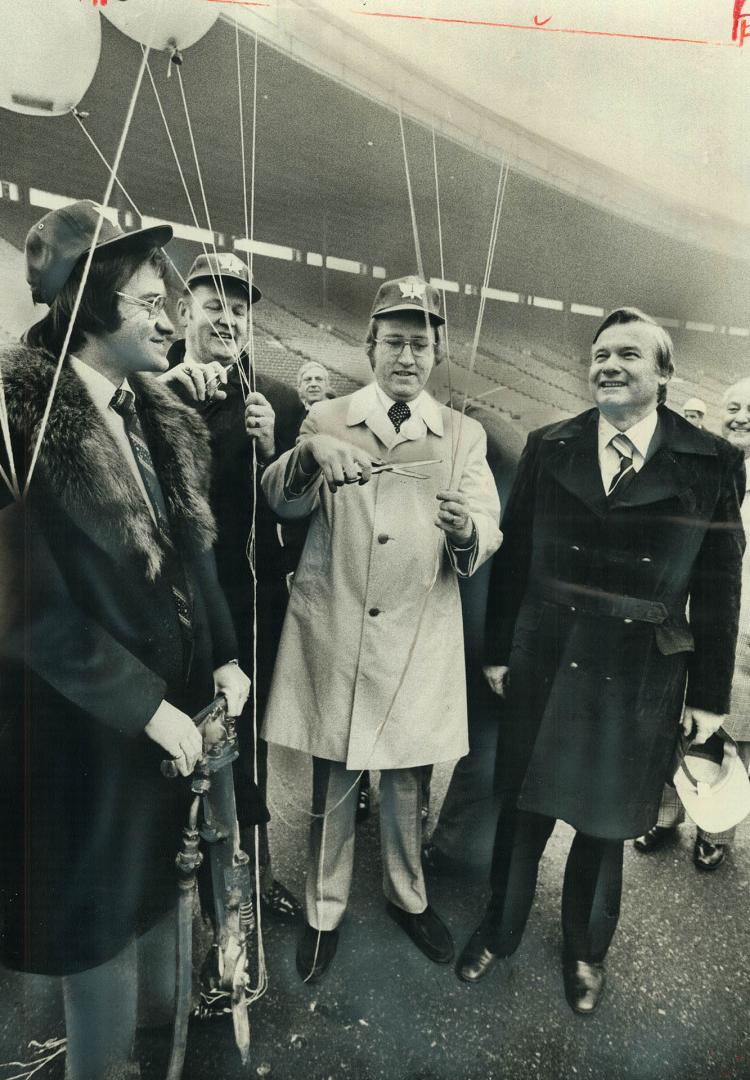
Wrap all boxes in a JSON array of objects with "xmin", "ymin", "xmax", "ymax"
[
  {"xmin": 244, "ymin": 392, "xmax": 276, "ymax": 461},
  {"xmin": 435, "ymin": 489, "xmax": 474, "ymax": 544},
  {"xmin": 159, "ymin": 361, "xmax": 228, "ymax": 402},
  {"xmin": 213, "ymin": 662, "xmax": 251, "ymax": 718},
  {"xmin": 682, "ymin": 705, "xmax": 725, "ymax": 745}
]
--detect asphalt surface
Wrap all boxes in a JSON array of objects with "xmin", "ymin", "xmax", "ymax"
[{"xmin": 2, "ymin": 747, "xmax": 749, "ymax": 1080}]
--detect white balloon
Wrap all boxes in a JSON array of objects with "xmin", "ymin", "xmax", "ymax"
[
  {"xmin": 103, "ymin": 0, "xmax": 219, "ymax": 53},
  {"xmin": 0, "ymin": 0, "xmax": 101, "ymax": 117}
]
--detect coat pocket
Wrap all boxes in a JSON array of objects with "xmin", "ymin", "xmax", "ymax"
[{"xmin": 655, "ymin": 622, "xmax": 694, "ymax": 656}]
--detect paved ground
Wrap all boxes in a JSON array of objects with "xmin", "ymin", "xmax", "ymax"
[{"xmin": 2, "ymin": 747, "xmax": 749, "ymax": 1080}]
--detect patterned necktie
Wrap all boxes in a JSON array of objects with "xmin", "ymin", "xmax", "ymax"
[
  {"xmin": 388, "ymin": 400, "xmax": 411, "ymax": 433},
  {"xmin": 607, "ymin": 433, "xmax": 637, "ymax": 498},
  {"xmin": 110, "ymin": 387, "xmax": 194, "ymax": 646}
]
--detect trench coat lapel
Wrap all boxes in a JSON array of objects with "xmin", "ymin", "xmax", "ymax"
[
  {"xmin": 540, "ymin": 409, "xmax": 608, "ymax": 518},
  {"xmin": 541, "ymin": 406, "xmax": 717, "ymax": 516},
  {"xmin": 608, "ymin": 407, "xmax": 716, "ymax": 511}
]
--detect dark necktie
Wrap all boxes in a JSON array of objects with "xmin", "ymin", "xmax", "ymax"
[
  {"xmin": 110, "ymin": 387, "xmax": 194, "ymax": 646},
  {"xmin": 388, "ymin": 401, "xmax": 411, "ymax": 433},
  {"xmin": 607, "ymin": 433, "xmax": 637, "ymax": 498}
]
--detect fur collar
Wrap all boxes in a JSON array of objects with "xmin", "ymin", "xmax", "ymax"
[{"xmin": 0, "ymin": 344, "xmax": 216, "ymax": 579}]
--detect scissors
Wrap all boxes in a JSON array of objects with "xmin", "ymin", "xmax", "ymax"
[{"xmin": 360, "ymin": 458, "xmax": 442, "ymax": 481}]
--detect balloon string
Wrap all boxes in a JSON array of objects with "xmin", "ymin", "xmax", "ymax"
[
  {"xmin": 71, "ymin": 112, "xmax": 241, "ymax": 369},
  {"xmin": 23, "ymin": 45, "xmax": 152, "ymax": 497},
  {"xmin": 0, "ymin": 368, "xmax": 20, "ymax": 500},
  {"xmin": 431, "ymin": 126, "xmax": 456, "ymax": 470},
  {"xmin": 236, "ymin": 22, "xmax": 267, "ymax": 1000},
  {"xmin": 174, "ymin": 64, "xmax": 236, "ymax": 347},
  {"xmin": 143, "ymin": 55, "xmax": 241, "ymax": 366},
  {"xmin": 451, "ymin": 161, "xmax": 509, "ymax": 485}
]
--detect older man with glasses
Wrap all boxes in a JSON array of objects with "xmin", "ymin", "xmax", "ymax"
[{"xmin": 260, "ymin": 275, "xmax": 502, "ymax": 984}]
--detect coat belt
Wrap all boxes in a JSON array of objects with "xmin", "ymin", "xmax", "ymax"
[{"xmin": 535, "ymin": 581, "xmax": 685, "ymax": 625}]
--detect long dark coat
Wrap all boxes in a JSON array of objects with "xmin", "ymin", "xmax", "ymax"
[
  {"xmin": 485, "ymin": 405, "xmax": 745, "ymax": 840},
  {"xmin": 0, "ymin": 345, "xmax": 237, "ymax": 975},
  {"xmin": 167, "ymin": 341, "xmax": 303, "ymax": 823}
]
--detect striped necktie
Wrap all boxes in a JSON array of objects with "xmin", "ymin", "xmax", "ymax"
[
  {"xmin": 607, "ymin": 433, "xmax": 637, "ymax": 498},
  {"xmin": 388, "ymin": 400, "xmax": 411, "ymax": 433},
  {"xmin": 110, "ymin": 387, "xmax": 194, "ymax": 647}
]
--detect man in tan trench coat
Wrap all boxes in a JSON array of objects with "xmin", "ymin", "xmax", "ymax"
[{"xmin": 261, "ymin": 276, "xmax": 502, "ymax": 983}]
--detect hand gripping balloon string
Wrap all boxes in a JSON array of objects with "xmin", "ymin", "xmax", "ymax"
[
  {"xmin": 23, "ymin": 45, "xmax": 153, "ymax": 497},
  {"xmin": 72, "ymin": 110, "xmax": 242, "ymax": 370}
]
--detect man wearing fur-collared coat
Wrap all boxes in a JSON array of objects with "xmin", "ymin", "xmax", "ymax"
[
  {"xmin": 261, "ymin": 276, "xmax": 502, "ymax": 984},
  {"xmin": 0, "ymin": 202, "xmax": 249, "ymax": 1080}
]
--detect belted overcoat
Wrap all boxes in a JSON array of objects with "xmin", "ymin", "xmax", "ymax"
[
  {"xmin": 485, "ymin": 405, "xmax": 745, "ymax": 840},
  {"xmin": 261, "ymin": 384, "xmax": 502, "ymax": 770}
]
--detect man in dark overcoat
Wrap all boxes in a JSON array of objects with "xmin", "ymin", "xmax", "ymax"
[
  {"xmin": 163, "ymin": 253, "xmax": 303, "ymax": 923},
  {"xmin": 456, "ymin": 307, "xmax": 745, "ymax": 1014},
  {"xmin": 0, "ymin": 202, "xmax": 250, "ymax": 1079}
]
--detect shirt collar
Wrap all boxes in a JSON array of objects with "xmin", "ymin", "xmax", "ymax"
[
  {"xmin": 69, "ymin": 356, "xmax": 129, "ymax": 413},
  {"xmin": 598, "ymin": 409, "xmax": 658, "ymax": 461},
  {"xmin": 371, "ymin": 383, "xmax": 443, "ymax": 435}
]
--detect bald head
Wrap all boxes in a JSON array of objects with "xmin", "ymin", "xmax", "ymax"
[{"xmin": 721, "ymin": 377, "xmax": 750, "ymax": 457}]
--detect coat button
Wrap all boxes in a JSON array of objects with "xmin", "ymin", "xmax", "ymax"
[
  {"xmin": 623, "ymin": 618, "xmax": 633, "ymax": 624},
  {"xmin": 570, "ymin": 545, "xmax": 580, "ymax": 552},
  {"xmin": 570, "ymin": 606, "xmax": 576, "ymax": 613},
  {"xmin": 640, "ymin": 556, "xmax": 652, "ymax": 563},
  {"xmin": 377, "ymin": 534, "xmax": 390, "ymax": 544},
  {"xmin": 369, "ymin": 608, "xmax": 381, "ymax": 617},
  {"xmin": 569, "ymin": 661, "xmax": 578, "ymax": 669}
]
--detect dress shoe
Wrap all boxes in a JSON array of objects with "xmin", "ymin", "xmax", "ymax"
[
  {"xmin": 456, "ymin": 923, "xmax": 502, "ymax": 984},
  {"xmin": 296, "ymin": 923, "xmax": 339, "ymax": 983},
  {"xmin": 386, "ymin": 901, "xmax": 454, "ymax": 964},
  {"xmin": 694, "ymin": 838, "xmax": 726, "ymax": 871},
  {"xmin": 356, "ymin": 783, "xmax": 370, "ymax": 823},
  {"xmin": 259, "ymin": 879, "xmax": 303, "ymax": 924},
  {"xmin": 633, "ymin": 825, "xmax": 675, "ymax": 853},
  {"xmin": 562, "ymin": 959, "xmax": 606, "ymax": 1015}
]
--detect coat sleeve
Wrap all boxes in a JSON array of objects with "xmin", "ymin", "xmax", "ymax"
[
  {"xmin": 685, "ymin": 444, "xmax": 746, "ymax": 714},
  {"xmin": 445, "ymin": 422, "xmax": 502, "ymax": 578},
  {"xmin": 484, "ymin": 431, "xmax": 540, "ymax": 666},
  {"xmin": 0, "ymin": 499, "xmax": 168, "ymax": 737},
  {"xmin": 261, "ymin": 408, "xmax": 324, "ymax": 520}
]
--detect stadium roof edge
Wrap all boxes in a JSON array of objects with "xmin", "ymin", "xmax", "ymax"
[{"xmin": 225, "ymin": 7, "xmax": 750, "ymax": 265}]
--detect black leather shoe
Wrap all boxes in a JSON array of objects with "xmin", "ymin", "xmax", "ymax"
[
  {"xmin": 456, "ymin": 924, "xmax": 501, "ymax": 984},
  {"xmin": 296, "ymin": 924, "xmax": 339, "ymax": 983},
  {"xmin": 694, "ymin": 838, "xmax": 726, "ymax": 871},
  {"xmin": 562, "ymin": 959, "xmax": 606, "ymax": 1015},
  {"xmin": 259, "ymin": 879, "xmax": 303, "ymax": 924},
  {"xmin": 386, "ymin": 902, "xmax": 454, "ymax": 964},
  {"xmin": 633, "ymin": 825, "xmax": 675, "ymax": 853}
]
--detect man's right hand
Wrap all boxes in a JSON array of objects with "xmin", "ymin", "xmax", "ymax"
[
  {"xmin": 144, "ymin": 700, "xmax": 203, "ymax": 777},
  {"xmin": 297, "ymin": 435, "xmax": 377, "ymax": 493},
  {"xmin": 158, "ymin": 361, "xmax": 228, "ymax": 402},
  {"xmin": 483, "ymin": 664, "xmax": 509, "ymax": 698}
]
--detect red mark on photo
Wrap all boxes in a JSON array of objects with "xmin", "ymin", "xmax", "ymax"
[
  {"xmin": 732, "ymin": 0, "xmax": 750, "ymax": 44},
  {"xmin": 533, "ymin": 15, "xmax": 552, "ymax": 27}
]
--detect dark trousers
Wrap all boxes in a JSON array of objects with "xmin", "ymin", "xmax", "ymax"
[{"xmin": 486, "ymin": 802, "xmax": 624, "ymax": 963}]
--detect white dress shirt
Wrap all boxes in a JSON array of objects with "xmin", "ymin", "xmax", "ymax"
[
  {"xmin": 69, "ymin": 357, "xmax": 156, "ymax": 523},
  {"xmin": 597, "ymin": 410, "xmax": 659, "ymax": 493}
]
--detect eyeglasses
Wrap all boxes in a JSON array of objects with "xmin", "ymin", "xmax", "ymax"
[
  {"xmin": 374, "ymin": 335, "xmax": 433, "ymax": 359},
  {"xmin": 116, "ymin": 291, "xmax": 167, "ymax": 321}
]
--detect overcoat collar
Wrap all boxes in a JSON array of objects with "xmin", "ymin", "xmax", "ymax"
[
  {"xmin": 540, "ymin": 405, "xmax": 717, "ymax": 517},
  {"xmin": 1, "ymin": 344, "xmax": 216, "ymax": 579},
  {"xmin": 345, "ymin": 382, "xmax": 443, "ymax": 449}
]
